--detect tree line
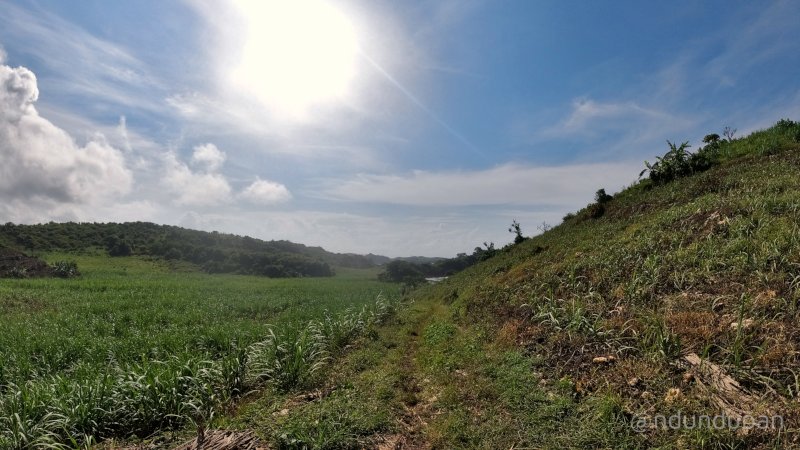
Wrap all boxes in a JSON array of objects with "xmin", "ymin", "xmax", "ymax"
[{"xmin": 0, "ymin": 222, "xmax": 378, "ymax": 278}]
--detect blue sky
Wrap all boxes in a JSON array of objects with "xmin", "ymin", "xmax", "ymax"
[{"xmin": 1, "ymin": 0, "xmax": 798, "ymax": 256}]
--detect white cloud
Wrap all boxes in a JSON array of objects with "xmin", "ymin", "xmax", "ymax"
[
  {"xmin": 191, "ymin": 142, "xmax": 226, "ymax": 172},
  {"xmin": 239, "ymin": 178, "xmax": 292, "ymax": 205},
  {"xmin": 321, "ymin": 161, "xmax": 641, "ymax": 207},
  {"xmin": 540, "ymin": 98, "xmax": 680, "ymax": 139},
  {"xmin": 117, "ymin": 115, "xmax": 132, "ymax": 152},
  {"xmin": 0, "ymin": 63, "xmax": 132, "ymax": 210},
  {"xmin": 514, "ymin": 96, "xmax": 700, "ymax": 163},
  {"xmin": 162, "ymin": 151, "xmax": 232, "ymax": 207}
]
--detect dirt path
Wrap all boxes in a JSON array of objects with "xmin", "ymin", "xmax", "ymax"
[{"xmin": 380, "ymin": 302, "xmax": 441, "ymax": 449}]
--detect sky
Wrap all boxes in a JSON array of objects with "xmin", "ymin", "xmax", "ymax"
[{"xmin": 1, "ymin": 0, "xmax": 799, "ymax": 257}]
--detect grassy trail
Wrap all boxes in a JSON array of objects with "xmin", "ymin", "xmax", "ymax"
[
  {"xmin": 380, "ymin": 299, "xmax": 444, "ymax": 449},
  {"xmin": 218, "ymin": 296, "xmax": 444, "ymax": 448},
  {"xmin": 220, "ymin": 294, "xmax": 592, "ymax": 449}
]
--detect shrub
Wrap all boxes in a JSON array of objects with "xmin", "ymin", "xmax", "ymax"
[
  {"xmin": 106, "ymin": 236, "xmax": 132, "ymax": 257},
  {"xmin": 640, "ymin": 139, "xmax": 721, "ymax": 185},
  {"xmin": 51, "ymin": 260, "xmax": 79, "ymax": 278},
  {"xmin": 776, "ymin": 118, "xmax": 800, "ymax": 142},
  {"xmin": 475, "ymin": 242, "xmax": 496, "ymax": 261},
  {"xmin": 588, "ymin": 203, "xmax": 606, "ymax": 219},
  {"xmin": 594, "ymin": 188, "xmax": 613, "ymax": 204},
  {"xmin": 8, "ymin": 266, "xmax": 27, "ymax": 278},
  {"xmin": 508, "ymin": 220, "xmax": 526, "ymax": 244},
  {"xmin": 689, "ymin": 140, "xmax": 720, "ymax": 171},
  {"xmin": 640, "ymin": 140, "xmax": 692, "ymax": 184},
  {"xmin": 702, "ymin": 133, "xmax": 720, "ymax": 145}
]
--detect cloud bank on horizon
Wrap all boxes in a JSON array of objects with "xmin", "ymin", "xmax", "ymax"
[{"xmin": 0, "ymin": 0, "xmax": 799, "ymax": 257}]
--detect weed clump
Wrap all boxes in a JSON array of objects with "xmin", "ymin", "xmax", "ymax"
[{"xmin": 51, "ymin": 260, "xmax": 79, "ymax": 278}]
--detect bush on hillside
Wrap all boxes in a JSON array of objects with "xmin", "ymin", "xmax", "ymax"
[
  {"xmin": 776, "ymin": 118, "xmax": 800, "ymax": 142},
  {"xmin": 475, "ymin": 242, "xmax": 497, "ymax": 261},
  {"xmin": 594, "ymin": 188, "xmax": 613, "ymax": 204},
  {"xmin": 508, "ymin": 220, "xmax": 526, "ymax": 245},
  {"xmin": 640, "ymin": 140, "xmax": 721, "ymax": 185},
  {"xmin": 640, "ymin": 140, "xmax": 692, "ymax": 184},
  {"xmin": 588, "ymin": 203, "xmax": 606, "ymax": 219}
]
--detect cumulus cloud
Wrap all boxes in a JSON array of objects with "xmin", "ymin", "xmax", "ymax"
[
  {"xmin": 0, "ymin": 62, "xmax": 132, "ymax": 211},
  {"xmin": 239, "ymin": 178, "xmax": 292, "ymax": 205},
  {"xmin": 163, "ymin": 142, "xmax": 290, "ymax": 207},
  {"xmin": 162, "ymin": 151, "xmax": 232, "ymax": 207},
  {"xmin": 190, "ymin": 142, "xmax": 226, "ymax": 171}
]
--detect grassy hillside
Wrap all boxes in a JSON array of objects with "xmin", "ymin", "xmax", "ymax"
[
  {"xmin": 416, "ymin": 121, "xmax": 800, "ymax": 447},
  {"xmin": 219, "ymin": 120, "xmax": 800, "ymax": 448},
  {"xmin": 429, "ymin": 121, "xmax": 800, "ymax": 447}
]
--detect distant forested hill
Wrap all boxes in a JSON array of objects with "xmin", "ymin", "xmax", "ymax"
[{"xmin": 0, "ymin": 222, "xmax": 380, "ymax": 277}]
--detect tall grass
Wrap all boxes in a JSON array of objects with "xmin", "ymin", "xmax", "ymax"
[
  {"xmin": 0, "ymin": 258, "xmax": 399, "ymax": 448},
  {"xmin": 0, "ymin": 294, "xmax": 399, "ymax": 448}
]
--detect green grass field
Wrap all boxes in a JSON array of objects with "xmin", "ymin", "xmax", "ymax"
[{"xmin": 0, "ymin": 255, "xmax": 399, "ymax": 448}]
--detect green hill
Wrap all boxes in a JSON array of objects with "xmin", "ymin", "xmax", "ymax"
[
  {"xmin": 0, "ymin": 222, "xmax": 380, "ymax": 278},
  {"xmin": 224, "ymin": 119, "xmax": 800, "ymax": 448}
]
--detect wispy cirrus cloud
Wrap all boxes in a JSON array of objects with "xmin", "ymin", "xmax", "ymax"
[
  {"xmin": 319, "ymin": 160, "xmax": 641, "ymax": 207},
  {"xmin": 515, "ymin": 0, "xmax": 800, "ymax": 163},
  {"xmin": 513, "ymin": 97, "xmax": 698, "ymax": 163},
  {"xmin": 0, "ymin": 3, "xmax": 165, "ymax": 115},
  {"xmin": 702, "ymin": 0, "xmax": 799, "ymax": 89},
  {"xmin": 539, "ymin": 99, "xmax": 682, "ymax": 139}
]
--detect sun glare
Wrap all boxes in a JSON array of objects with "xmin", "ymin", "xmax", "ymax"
[{"xmin": 231, "ymin": 0, "xmax": 359, "ymax": 117}]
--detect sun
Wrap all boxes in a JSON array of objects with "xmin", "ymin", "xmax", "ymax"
[{"xmin": 231, "ymin": 0, "xmax": 359, "ymax": 117}]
